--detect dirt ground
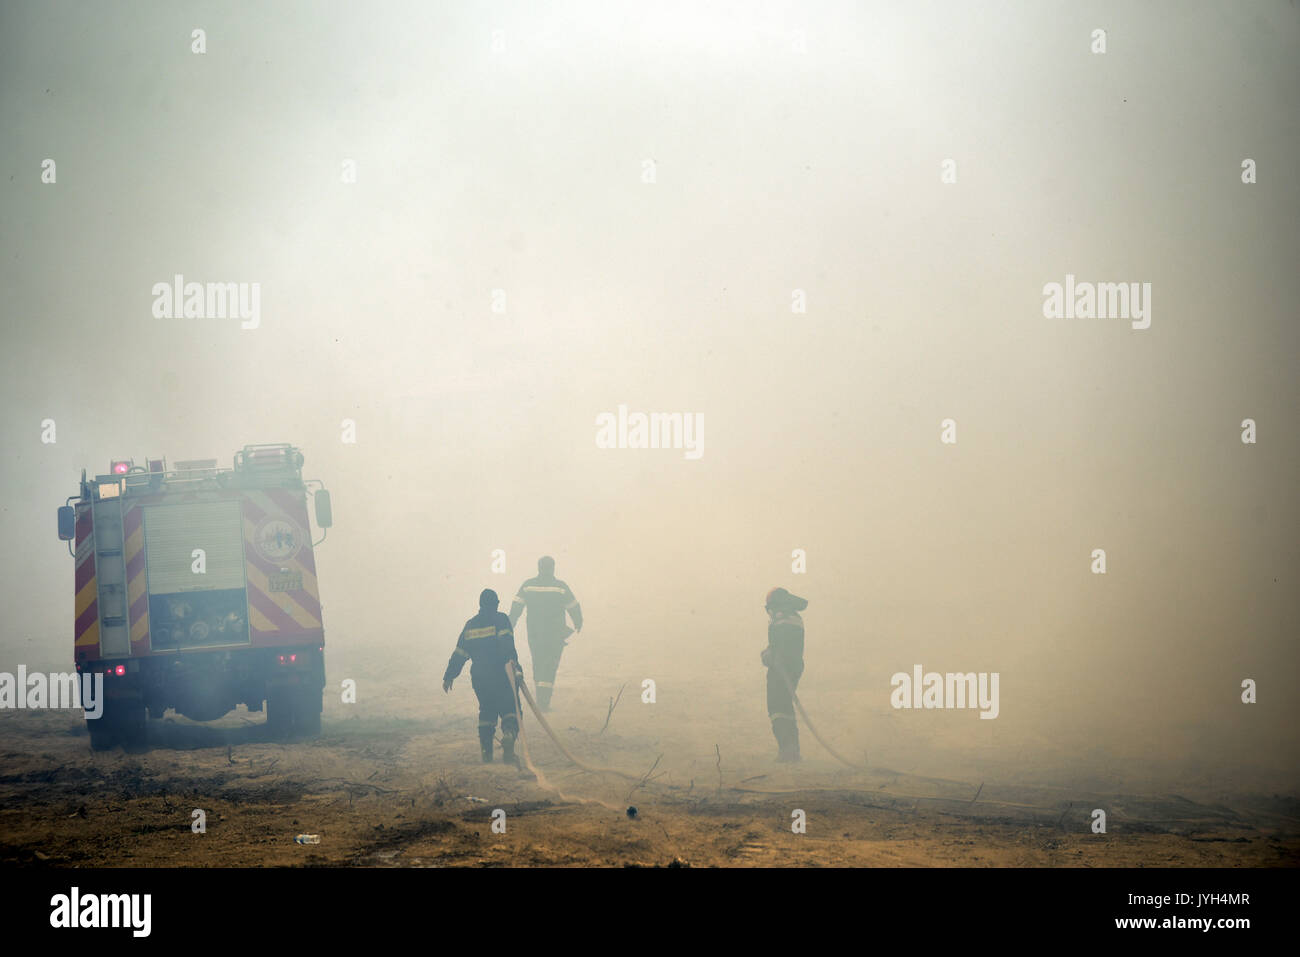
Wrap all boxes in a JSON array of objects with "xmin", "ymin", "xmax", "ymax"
[{"xmin": 1, "ymin": 658, "xmax": 1297, "ymax": 868}]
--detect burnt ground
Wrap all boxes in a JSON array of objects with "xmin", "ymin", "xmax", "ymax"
[{"xmin": 1, "ymin": 664, "xmax": 1297, "ymax": 868}]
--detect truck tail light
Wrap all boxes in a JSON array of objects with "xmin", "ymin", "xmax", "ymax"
[{"xmin": 115, "ymin": 665, "xmax": 125, "ymax": 676}]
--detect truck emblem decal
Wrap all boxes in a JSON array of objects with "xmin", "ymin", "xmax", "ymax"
[{"xmin": 255, "ymin": 517, "xmax": 302, "ymax": 562}]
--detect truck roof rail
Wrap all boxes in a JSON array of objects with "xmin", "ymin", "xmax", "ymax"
[{"xmin": 234, "ymin": 444, "xmax": 302, "ymax": 471}]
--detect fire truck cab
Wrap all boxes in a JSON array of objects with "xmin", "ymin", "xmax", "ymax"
[{"xmin": 57, "ymin": 444, "xmax": 332, "ymax": 749}]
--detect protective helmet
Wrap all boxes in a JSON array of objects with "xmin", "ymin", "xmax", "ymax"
[{"xmin": 765, "ymin": 587, "xmax": 808, "ymax": 612}]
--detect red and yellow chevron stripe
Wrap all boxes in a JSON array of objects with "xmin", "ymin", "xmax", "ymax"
[
  {"xmin": 73, "ymin": 506, "xmax": 99, "ymax": 655},
  {"xmin": 123, "ymin": 503, "xmax": 150, "ymax": 653},
  {"xmin": 241, "ymin": 488, "xmax": 323, "ymax": 643}
]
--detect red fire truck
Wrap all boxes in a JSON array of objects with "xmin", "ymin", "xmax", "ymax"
[{"xmin": 57, "ymin": 444, "xmax": 333, "ymax": 749}]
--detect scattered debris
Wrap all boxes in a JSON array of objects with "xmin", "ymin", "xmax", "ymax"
[
  {"xmin": 626, "ymin": 806, "xmax": 638, "ymax": 819},
  {"xmin": 294, "ymin": 834, "xmax": 320, "ymax": 845}
]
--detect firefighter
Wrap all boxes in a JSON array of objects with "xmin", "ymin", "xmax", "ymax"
[
  {"xmin": 761, "ymin": 587, "xmax": 807, "ymax": 762},
  {"xmin": 509, "ymin": 556, "xmax": 583, "ymax": 712},
  {"xmin": 443, "ymin": 588, "xmax": 524, "ymax": 765}
]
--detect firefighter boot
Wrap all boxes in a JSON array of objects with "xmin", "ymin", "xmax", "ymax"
[
  {"xmin": 479, "ymin": 722, "xmax": 494, "ymax": 763},
  {"xmin": 501, "ymin": 731, "xmax": 519, "ymax": 768},
  {"xmin": 772, "ymin": 717, "xmax": 799, "ymax": 762}
]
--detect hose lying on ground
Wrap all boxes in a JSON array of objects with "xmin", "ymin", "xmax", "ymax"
[
  {"xmin": 503, "ymin": 664, "xmax": 1041, "ymax": 813},
  {"xmin": 507, "ymin": 664, "xmax": 641, "ymax": 782},
  {"xmin": 508, "ymin": 658, "xmax": 861, "ymax": 780},
  {"xmin": 772, "ymin": 659, "xmax": 866, "ymax": 770},
  {"xmin": 505, "ymin": 663, "xmax": 629, "ymax": 811}
]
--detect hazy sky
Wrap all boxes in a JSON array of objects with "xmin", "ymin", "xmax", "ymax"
[{"xmin": 3, "ymin": 1, "xmax": 1297, "ymax": 790}]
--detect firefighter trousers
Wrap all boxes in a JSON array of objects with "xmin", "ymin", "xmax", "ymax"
[
  {"xmin": 472, "ymin": 671, "xmax": 519, "ymax": 756},
  {"xmin": 527, "ymin": 630, "xmax": 566, "ymax": 709},
  {"xmin": 766, "ymin": 657, "xmax": 804, "ymax": 757}
]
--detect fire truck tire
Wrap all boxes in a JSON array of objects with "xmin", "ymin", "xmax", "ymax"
[
  {"xmin": 294, "ymin": 686, "xmax": 322, "ymax": 736},
  {"xmin": 87, "ymin": 718, "xmax": 115, "ymax": 751},
  {"xmin": 266, "ymin": 685, "xmax": 293, "ymax": 739},
  {"xmin": 116, "ymin": 695, "xmax": 147, "ymax": 747}
]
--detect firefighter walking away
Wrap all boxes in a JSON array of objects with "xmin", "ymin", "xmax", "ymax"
[
  {"xmin": 443, "ymin": 588, "xmax": 524, "ymax": 765},
  {"xmin": 509, "ymin": 556, "xmax": 583, "ymax": 711},
  {"xmin": 762, "ymin": 587, "xmax": 808, "ymax": 762}
]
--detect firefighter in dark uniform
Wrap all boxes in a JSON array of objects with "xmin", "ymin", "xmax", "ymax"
[
  {"xmin": 443, "ymin": 588, "xmax": 524, "ymax": 765},
  {"xmin": 761, "ymin": 587, "xmax": 807, "ymax": 762},
  {"xmin": 509, "ymin": 556, "xmax": 583, "ymax": 712}
]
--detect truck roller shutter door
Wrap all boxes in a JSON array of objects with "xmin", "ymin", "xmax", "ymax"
[{"xmin": 144, "ymin": 501, "xmax": 246, "ymax": 594}]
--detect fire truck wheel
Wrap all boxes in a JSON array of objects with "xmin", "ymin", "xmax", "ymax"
[
  {"xmin": 266, "ymin": 685, "xmax": 293, "ymax": 739},
  {"xmin": 294, "ymin": 686, "xmax": 322, "ymax": 736},
  {"xmin": 87, "ymin": 718, "xmax": 115, "ymax": 751},
  {"xmin": 116, "ymin": 696, "xmax": 147, "ymax": 747}
]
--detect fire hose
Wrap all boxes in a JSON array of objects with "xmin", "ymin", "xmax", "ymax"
[
  {"xmin": 770, "ymin": 658, "xmax": 866, "ymax": 770},
  {"xmin": 501, "ymin": 664, "xmax": 1049, "ymax": 814},
  {"xmin": 755, "ymin": 665, "xmax": 1055, "ymax": 811},
  {"xmin": 505, "ymin": 663, "xmax": 635, "ymax": 811},
  {"xmin": 505, "ymin": 659, "xmax": 861, "ymax": 779}
]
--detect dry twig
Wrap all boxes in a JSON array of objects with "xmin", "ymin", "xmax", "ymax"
[
  {"xmin": 599, "ymin": 683, "xmax": 627, "ymax": 735},
  {"xmin": 625, "ymin": 753, "xmax": 663, "ymax": 803}
]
